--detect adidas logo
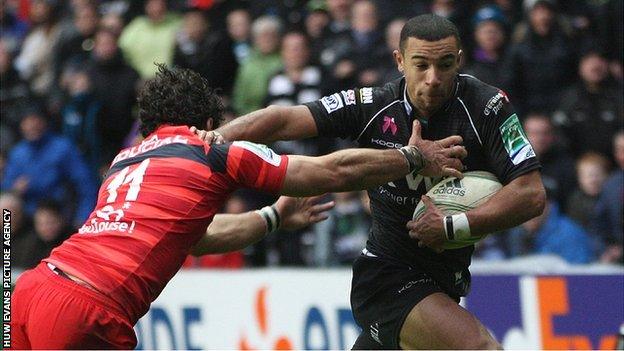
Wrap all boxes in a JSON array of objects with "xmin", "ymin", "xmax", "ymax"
[{"xmin": 432, "ymin": 179, "xmax": 466, "ymax": 196}]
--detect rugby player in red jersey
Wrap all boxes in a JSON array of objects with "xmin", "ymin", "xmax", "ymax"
[{"xmin": 9, "ymin": 64, "xmax": 467, "ymax": 349}]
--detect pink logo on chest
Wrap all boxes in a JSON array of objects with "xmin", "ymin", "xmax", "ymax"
[{"xmin": 382, "ymin": 116, "xmax": 398, "ymax": 135}]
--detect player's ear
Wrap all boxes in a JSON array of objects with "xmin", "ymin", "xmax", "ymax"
[
  {"xmin": 205, "ymin": 118, "xmax": 214, "ymax": 131},
  {"xmin": 393, "ymin": 49, "xmax": 404, "ymax": 73},
  {"xmin": 457, "ymin": 49, "xmax": 464, "ymax": 68}
]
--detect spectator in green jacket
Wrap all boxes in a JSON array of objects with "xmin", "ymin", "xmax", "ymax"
[
  {"xmin": 232, "ymin": 16, "xmax": 283, "ymax": 115},
  {"xmin": 119, "ymin": 0, "xmax": 181, "ymax": 79}
]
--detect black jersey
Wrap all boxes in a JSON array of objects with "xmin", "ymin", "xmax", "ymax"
[{"xmin": 304, "ymin": 74, "xmax": 541, "ymax": 296}]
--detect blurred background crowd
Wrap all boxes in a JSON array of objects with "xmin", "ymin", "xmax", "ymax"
[{"xmin": 1, "ymin": 0, "xmax": 622, "ymax": 270}]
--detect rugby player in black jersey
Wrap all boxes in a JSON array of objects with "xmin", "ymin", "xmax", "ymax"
[{"xmin": 195, "ymin": 14, "xmax": 545, "ymax": 350}]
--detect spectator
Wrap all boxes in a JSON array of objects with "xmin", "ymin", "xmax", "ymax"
[
  {"xmin": 523, "ymin": 113, "xmax": 576, "ymax": 210},
  {"xmin": 226, "ymin": 8, "xmax": 252, "ymax": 64},
  {"xmin": 53, "ymin": 3, "xmax": 99, "ymax": 80},
  {"xmin": 429, "ymin": 0, "xmax": 471, "ymax": 46},
  {"xmin": 14, "ymin": 0, "xmax": 64, "ymax": 97},
  {"xmin": 463, "ymin": 5, "xmax": 508, "ymax": 88},
  {"xmin": 0, "ymin": 0, "xmax": 29, "ymax": 53},
  {"xmin": 1, "ymin": 109, "xmax": 97, "ymax": 226},
  {"xmin": 347, "ymin": 0, "xmax": 387, "ymax": 87},
  {"xmin": 265, "ymin": 32, "xmax": 322, "ymax": 109},
  {"xmin": 317, "ymin": 0, "xmax": 352, "ymax": 72},
  {"xmin": 598, "ymin": 0, "xmax": 623, "ymax": 81},
  {"xmin": 321, "ymin": 0, "xmax": 387, "ymax": 90},
  {"xmin": 59, "ymin": 63, "xmax": 103, "ymax": 174},
  {"xmin": 87, "ymin": 28, "xmax": 140, "ymax": 167},
  {"xmin": 493, "ymin": 0, "xmax": 524, "ymax": 28},
  {"xmin": 502, "ymin": 0, "xmax": 576, "ymax": 114},
  {"xmin": 266, "ymin": 32, "xmax": 336, "ymax": 157},
  {"xmin": 473, "ymin": 234, "xmax": 507, "ymax": 261},
  {"xmin": 304, "ymin": 3, "xmax": 330, "ymax": 64},
  {"xmin": 326, "ymin": 191, "xmax": 370, "ymax": 265},
  {"xmin": 566, "ymin": 152, "xmax": 610, "ymax": 230},
  {"xmin": 173, "ymin": 9, "xmax": 238, "ymax": 96},
  {"xmin": 232, "ymin": 15, "xmax": 283, "ymax": 115},
  {"xmin": 323, "ymin": 0, "xmax": 352, "ymax": 38},
  {"xmin": 1, "ymin": 192, "xmax": 33, "ymax": 270},
  {"xmin": 591, "ymin": 131, "xmax": 624, "ymax": 264},
  {"xmin": 118, "ymin": 0, "xmax": 181, "ymax": 78},
  {"xmin": 506, "ymin": 190, "xmax": 595, "ymax": 264},
  {"xmin": 377, "ymin": 17, "xmax": 406, "ymax": 84},
  {"xmin": 13, "ymin": 200, "xmax": 71, "ymax": 270},
  {"xmin": 0, "ymin": 39, "xmax": 32, "ymax": 152},
  {"xmin": 100, "ymin": 11, "xmax": 125, "ymax": 36},
  {"xmin": 554, "ymin": 50, "xmax": 623, "ymax": 158}
]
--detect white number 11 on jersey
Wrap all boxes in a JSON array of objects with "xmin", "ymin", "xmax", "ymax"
[{"xmin": 106, "ymin": 159, "xmax": 150, "ymax": 203}]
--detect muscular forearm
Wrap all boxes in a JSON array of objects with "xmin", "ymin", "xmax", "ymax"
[
  {"xmin": 466, "ymin": 171, "xmax": 545, "ymax": 236},
  {"xmin": 216, "ymin": 105, "xmax": 316, "ymax": 143},
  {"xmin": 334, "ymin": 149, "xmax": 411, "ymax": 191},
  {"xmin": 282, "ymin": 148, "xmax": 411, "ymax": 196},
  {"xmin": 190, "ymin": 212, "xmax": 266, "ymax": 256}
]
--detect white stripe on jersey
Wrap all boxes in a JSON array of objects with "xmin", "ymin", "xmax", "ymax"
[
  {"xmin": 457, "ymin": 97, "xmax": 483, "ymax": 146},
  {"xmin": 355, "ymin": 100, "xmax": 402, "ymax": 141}
]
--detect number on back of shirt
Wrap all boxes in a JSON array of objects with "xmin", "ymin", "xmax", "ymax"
[{"xmin": 106, "ymin": 159, "xmax": 150, "ymax": 203}]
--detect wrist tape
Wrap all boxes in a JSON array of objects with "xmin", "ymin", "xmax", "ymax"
[
  {"xmin": 398, "ymin": 146, "xmax": 427, "ymax": 173},
  {"xmin": 443, "ymin": 213, "xmax": 471, "ymax": 241},
  {"xmin": 255, "ymin": 205, "xmax": 281, "ymax": 233}
]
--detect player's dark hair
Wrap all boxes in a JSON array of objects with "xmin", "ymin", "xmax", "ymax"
[
  {"xmin": 399, "ymin": 14, "xmax": 461, "ymax": 52},
  {"xmin": 138, "ymin": 63, "xmax": 224, "ymax": 137}
]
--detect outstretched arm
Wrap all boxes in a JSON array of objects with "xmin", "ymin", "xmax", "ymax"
[
  {"xmin": 190, "ymin": 196, "xmax": 335, "ymax": 256},
  {"xmin": 280, "ymin": 119, "xmax": 467, "ymax": 197},
  {"xmin": 215, "ymin": 105, "xmax": 318, "ymax": 144},
  {"xmin": 281, "ymin": 149, "xmax": 411, "ymax": 196}
]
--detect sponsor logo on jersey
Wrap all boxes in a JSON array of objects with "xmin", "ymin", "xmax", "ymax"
[
  {"xmin": 398, "ymin": 277, "xmax": 433, "ymax": 294},
  {"xmin": 79, "ymin": 205, "xmax": 137, "ymax": 234},
  {"xmin": 381, "ymin": 116, "xmax": 398, "ymax": 135},
  {"xmin": 233, "ymin": 141, "xmax": 282, "ymax": 166},
  {"xmin": 484, "ymin": 90, "xmax": 509, "ymax": 116},
  {"xmin": 370, "ymin": 138, "xmax": 403, "ymax": 148},
  {"xmin": 359, "ymin": 87, "xmax": 373, "ymax": 104},
  {"xmin": 95, "ymin": 205, "xmax": 125, "ymax": 221},
  {"xmin": 500, "ymin": 114, "xmax": 536, "ymax": 165},
  {"xmin": 370, "ymin": 322, "xmax": 382, "ymax": 345},
  {"xmin": 340, "ymin": 89, "xmax": 356, "ymax": 105},
  {"xmin": 320, "ymin": 93, "xmax": 344, "ymax": 113},
  {"xmin": 432, "ymin": 178, "xmax": 466, "ymax": 196},
  {"xmin": 113, "ymin": 135, "xmax": 189, "ymax": 165}
]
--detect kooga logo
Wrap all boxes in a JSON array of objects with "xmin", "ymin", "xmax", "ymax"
[{"xmin": 432, "ymin": 179, "xmax": 465, "ymax": 196}]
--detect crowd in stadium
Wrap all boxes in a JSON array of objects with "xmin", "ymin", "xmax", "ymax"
[{"xmin": 1, "ymin": 0, "xmax": 622, "ymax": 269}]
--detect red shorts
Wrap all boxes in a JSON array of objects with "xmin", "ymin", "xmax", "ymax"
[{"xmin": 10, "ymin": 262, "xmax": 136, "ymax": 349}]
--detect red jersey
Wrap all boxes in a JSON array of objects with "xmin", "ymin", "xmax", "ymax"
[{"xmin": 45, "ymin": 126, "xmax": 288, "ymax": 322}]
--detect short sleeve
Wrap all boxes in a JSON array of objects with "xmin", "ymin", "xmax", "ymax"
[
  {"xmin": 212, "ymin": 141, "xmax": 289, "ymax": 193},
  {"xmin": 478, "ymin": 91, "xmax": 541, "ymax": 184},
  {"xmin": 304, "ymin": 87, "xmax": 379, "ymax": 140}
]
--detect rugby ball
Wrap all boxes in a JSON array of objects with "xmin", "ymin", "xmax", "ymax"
[{"xmin": 413, "ymin": 171, "xmax": 502, "ymax": 249}]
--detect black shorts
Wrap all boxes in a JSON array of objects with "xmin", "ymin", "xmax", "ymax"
[{"xmin": 350, "ymin": 253, "xmax": 457, "ymax": 349}]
